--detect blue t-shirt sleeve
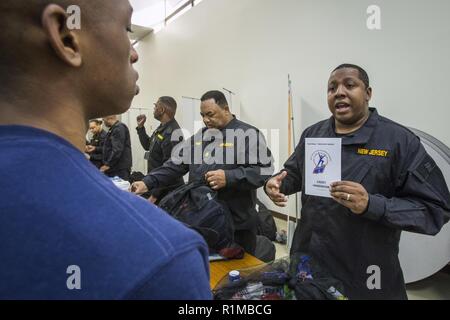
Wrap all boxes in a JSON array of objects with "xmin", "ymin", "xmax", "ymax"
[{"xmin": 128, "ymin": 248, "xmax": 212, "ymax": 300}]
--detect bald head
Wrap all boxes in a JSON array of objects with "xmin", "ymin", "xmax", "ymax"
[
  {"xmin": 0, "ymin": 0, "xmax": 90, "ymax": 78},
  {"xmin": 0, "ymin": 0, "xmax": 139, "ymax": 152},
  {"xmin": 0, "ymin": 0, "xmax": 138, "ymax": 119},
  {"xmin": 0, "ymin": 0, "xmax": 111, "ymax": 39},
  {"xmin": 0, "ymin": 0, "xmax": 130, "ymax": 73}
]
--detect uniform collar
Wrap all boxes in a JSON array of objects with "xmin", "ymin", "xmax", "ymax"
[
  {"xmin": 157, "ymin": 118, "xmax": 176, "ymax": 133},
  {"xmin": 109, "ymin": 120, "xmax": 120, "ymax": 131},
  {"xmin": 200, "ymin": 116, "xmax": 237, "ymax": 134},
  {"xmin": 328, "ymin": 108, "xmax": 379, "ymax": 146},
  {"xmin": 95, "ymin": 130, "xmax": 106, "ymax": 139},
  {"xmin": 223, "ymin": 116, "xmax": 238, "ymax": 130}
]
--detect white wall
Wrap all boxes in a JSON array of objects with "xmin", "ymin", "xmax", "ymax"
[{"xmin": 130, "ymin": 0, "xmax": 450, "ymax": 216}]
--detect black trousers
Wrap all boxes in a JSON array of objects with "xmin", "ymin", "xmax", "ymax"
[{"xmin": 234, "ymin": 227, "xmax": 257, "ymax": 255}]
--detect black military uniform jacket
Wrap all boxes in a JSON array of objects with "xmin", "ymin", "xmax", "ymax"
[
  {"xmin": 143, "ymin": 117, "xmax": 274, "ymax": 231},
  {"xmin": 88, "ymin": 130, "xmax": 107, "ymax": 168},
  {"xmin": 279, "ymin": 109, "xmax": 450, "ymax": 300},
  {"xmin": 136, "ymin": 119, "xmax": 184, "ymax": 198},
  {"xmin": 103, "ymin": 121, "xmax": 132, "ymax": 172}
]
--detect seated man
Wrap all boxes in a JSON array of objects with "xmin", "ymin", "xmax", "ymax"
[
  {"xmin": 265, "ymin": 64, "xmax": 450, "ymax": 299},
  {"xmin": 86, "ymin": 119, "xmax": 107, "ymax": 169},
  {"xmin": 132, "ymin": 90, "xmax": 274, "ymax": 255},
  {"xmin": 0, "ymin": 0, "xmax": 211, "ymax": 300}
]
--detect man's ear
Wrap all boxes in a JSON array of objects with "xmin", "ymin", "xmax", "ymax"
[
  {"xmin": 366, "ymin": 87, "xmax": 373, "ymax": 102},
  {"xmin": 41, "ymin": 4, "xmax": 82, "ymax": 67}
]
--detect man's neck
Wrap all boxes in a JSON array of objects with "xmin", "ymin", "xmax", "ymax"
[
  {"xmin": 335, "ymin": 110, "xmax": 370, "ymax": 135},
  {"xmin": 160, "ymin": 115, "xmax": 173, "ymax": 125},
  {"xmin": 0, "ymin": 97, "xmax": 88, "ymax": 153},
  {"xmin": 222, "ymin": 115, "xmax": 235, "ymax": 128}
]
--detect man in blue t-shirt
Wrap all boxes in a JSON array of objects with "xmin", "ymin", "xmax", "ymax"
[{"xmin": 0, "ymin": 0, "xmax": 211, "ymax": 300}]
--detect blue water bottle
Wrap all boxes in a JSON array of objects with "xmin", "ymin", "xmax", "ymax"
[{"xmin": 229, "ymin": 270, "xmax": 241, "ymax": 282}]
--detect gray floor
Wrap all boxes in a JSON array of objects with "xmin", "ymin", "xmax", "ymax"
[{"xmin": 273, "ymin": 218, "xmax": 450, "ymax": 300}]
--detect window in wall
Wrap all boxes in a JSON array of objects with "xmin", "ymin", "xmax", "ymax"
[
  {"xmin": 131, "ymin": 0, "xmax": 206, "ymax": 33},
  {"xmin": 165, "ymin": 0, "xmax": 204, "ymax": 27}
]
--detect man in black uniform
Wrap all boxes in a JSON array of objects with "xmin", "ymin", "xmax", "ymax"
[
  {"xmin": 136, "ymin": 97, "xmax": 184, "ymax": 203},
  {"xmin": 265, "ymin": 64, "xmax": 450, "ymax": 300},
  {"xmin": 86, "ymin": 119, "xmax": 107, "ymax": 168},
  {"xmin": 131, "ymin": 91, "xmax": 274, "ymax": 254},
  {"xmin": 101, "ymin": 115, "xmax": 132, "ymax": 181}
]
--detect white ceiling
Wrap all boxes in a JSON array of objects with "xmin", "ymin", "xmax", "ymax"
[
  {"xmin": 130, "ymin": 0, "xmax": 186, "ymax": 29},
  {"xmin": 130, "ymin": 0, "xmax": 162, "ymax": 11}
]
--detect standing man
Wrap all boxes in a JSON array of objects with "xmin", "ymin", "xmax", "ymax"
[
  {"xmin": 132, "ymin": 91, "xmax": 274, "ymax": 254},
  {"xmin": 265, "ymin": 64, "xmax": 450, "ymax": 299},
  {"xmin": 86, "ymin": 119, "xmax": 107, "ymax": 168},
  {"xmin": 101, "ymin": 115, "xmax": 133, "ymax": 181},
  {"xmin": 136, "ymin": 96, "xmax": 184, "ymax": 203},
  {"xmin": 0, "ymin": 0, "xmax": 211, "ymax": 299}
]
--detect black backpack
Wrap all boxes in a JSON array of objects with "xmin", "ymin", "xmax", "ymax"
[
  {"xmin": 254, "ymin": 235, "xmax": 276, "ymax": 263},
  {"xmin": 256, "ymin": 200, "xmax": 277, "ymax": 241},
  {"xmin": 159, "ymin": 181, "xmax": 234, "ymax": 252}
]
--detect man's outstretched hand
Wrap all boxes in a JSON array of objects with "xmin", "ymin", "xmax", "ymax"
[{"xmin": 265, "ymin": 171, "xmax": 289, "ymax": 207}]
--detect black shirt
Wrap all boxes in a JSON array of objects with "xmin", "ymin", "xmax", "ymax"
[
  {"xmin": 137, "ymin": 119, "xmax": 183, "ymax": 172},
  {"xmin": 143, "ymin": 117, "xmax": 274, "ymax": 230},
  {"xmin": 88, "ymin": 130, "xmax": 107, "ymax": 168},
  {"xmin": 103, "ymin": 121, "xmax": 132, "ymax": 172},
  {"xmin": 136, "ymin": 119, "xmax": 184, "ymax": 198},
  {"xmin": 276, "ymin": 108, "xmax": 450, "ymax": 299}
]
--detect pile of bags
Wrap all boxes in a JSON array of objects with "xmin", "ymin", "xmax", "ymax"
[{"xmin": 213, "ymin": 253, "xmax": 348, "ymax": 301}]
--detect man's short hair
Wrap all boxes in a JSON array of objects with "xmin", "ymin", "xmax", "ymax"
[
  {"xmin": 159, "ymin": 96, "xmax": 177, "ymax": 113},
  {"xmin": 89, "ymin": 119, "xmax": 103, "ymax": 126},
  {"xmin": 0, "ymin": 0, "xmax": 89, "ymax": 84},
  {"xmin": 333, "ymin": 64, "xmax": 370, "ymax": 89},
  {"xmin": 201, "ymin": 91, "xmax": 228, "ymax": 109}
]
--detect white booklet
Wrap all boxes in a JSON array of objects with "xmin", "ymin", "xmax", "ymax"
[{"xmin": 305, "ymin": 138, "xmax": 342, "ymax": 198}]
